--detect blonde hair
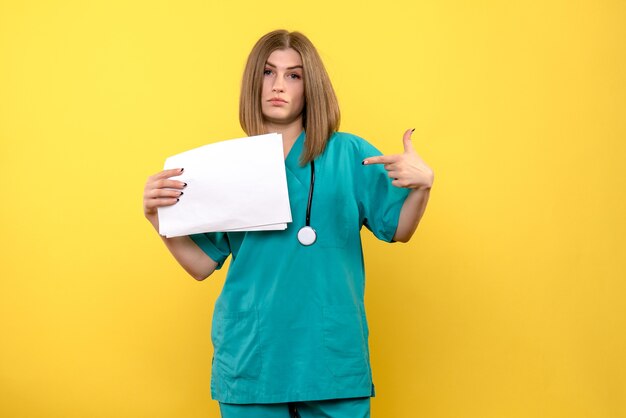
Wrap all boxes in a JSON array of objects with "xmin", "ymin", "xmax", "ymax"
[{"xmin": 239, "ymin": 30, "xmax": 340, "ymax": 165}]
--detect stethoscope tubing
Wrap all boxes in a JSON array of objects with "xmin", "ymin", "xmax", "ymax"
[
  {"xmin": 297, "ymin": 160, "xmax": 317, "ymax": 246},
  {"xmin": 305, "ymin": 160, "xmax": 315, "ymax": 227}
]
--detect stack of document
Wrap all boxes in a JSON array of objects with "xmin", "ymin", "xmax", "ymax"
[{"xmin": 158, "ymin": 133, "xmax": 292, "ymax": 238}]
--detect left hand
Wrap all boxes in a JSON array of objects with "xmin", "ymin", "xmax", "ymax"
[{"xmin": 362, "ymin": 129, "xmax": 434, "ymax": 190}]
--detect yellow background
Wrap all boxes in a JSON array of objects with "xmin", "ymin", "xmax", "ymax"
[{"xmin": 1, "ymin": 0, "xmax": 625, "ymax": 417}]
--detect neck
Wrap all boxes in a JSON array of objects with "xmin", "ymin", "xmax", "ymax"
[{"xmin": 264, "ymin": 117, "xmax": 304, "ymax": 158}]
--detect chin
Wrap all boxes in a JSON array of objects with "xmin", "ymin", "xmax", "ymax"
[{"xmin": 263, "ymin": 112, "xmax": 292, "ymax": 124}]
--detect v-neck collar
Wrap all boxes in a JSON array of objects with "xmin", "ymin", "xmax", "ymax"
[
  {"xmin": 284, "ymin": 130, "xmax": 309, "ymax": 187},
  {"xmin": 285, "ymin": 130, "xmax": 306, "ymax": 170}
]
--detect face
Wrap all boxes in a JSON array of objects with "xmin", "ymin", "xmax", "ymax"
[{"xmin": 261, "ymin": 48, "xmax": 305, "ymax": 128}]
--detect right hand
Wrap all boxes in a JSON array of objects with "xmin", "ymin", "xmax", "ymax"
[{"xmin": 143, "ymin": 168, "xmax": 186, "ymax": 227}]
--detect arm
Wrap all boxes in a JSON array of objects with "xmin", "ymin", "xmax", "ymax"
[
  {"xmin": 393, "ymin": 187, "xmax": 431, "ymax": 242},
  {"xmin": 362, "ymin": 129, "xmax": 434, "ymax": 243},
  {"xmin": 143, "ymin": 168, "xmax": 218, "ymax": 280}
]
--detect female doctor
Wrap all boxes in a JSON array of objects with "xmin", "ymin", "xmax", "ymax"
[{"xmin": 143, "ymin": 30, "xmax": 434, "ymax": 418}]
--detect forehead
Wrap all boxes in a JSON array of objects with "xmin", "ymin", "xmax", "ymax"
[{"xmin": 265, "ymin": 48, "xmax": 303, "ymax": 68}]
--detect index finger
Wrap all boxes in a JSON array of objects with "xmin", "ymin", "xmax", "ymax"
[
  {"xmin": 362, "ymin": 155, "xmax": 395, "ymax": 165},
  {"xmin": 153, "ymin": 167, "xmax": 184, "ymax": 179}
]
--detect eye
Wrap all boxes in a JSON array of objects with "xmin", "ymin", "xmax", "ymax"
[
  {"xmin": 289, "ymin": 73, "xmax": 302, "ymax": 80},
  {"xmin": 263, "ymin": 69, "xmax": 273, "ymax": 76}
]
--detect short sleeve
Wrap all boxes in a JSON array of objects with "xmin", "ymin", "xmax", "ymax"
[
  {"xmin": 189, "ymin": 232, "xmax": 231, "ymax": 270},
  {"xmin": 356, "ymin": 139, "xmax": 410, "ymax": 242}
]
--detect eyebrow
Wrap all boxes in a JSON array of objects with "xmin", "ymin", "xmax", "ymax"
[{"xmin": 265, "ymin": 61, "xmax": 303, "ymax": 70}]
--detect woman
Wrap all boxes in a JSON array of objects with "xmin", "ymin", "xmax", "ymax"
[{"xmin": 143, "ymin": 30, "xmax": 433, "ymax": 418}]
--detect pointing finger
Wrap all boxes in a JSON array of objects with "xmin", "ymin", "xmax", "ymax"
[{"xmin": 362, "ymin": 155, "xmax": 396, "ymax": 165}]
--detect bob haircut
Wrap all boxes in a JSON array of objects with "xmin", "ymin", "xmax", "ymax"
[{"xmin": 239, "ymin": 30, "xmax": 340, "ymax": 165}]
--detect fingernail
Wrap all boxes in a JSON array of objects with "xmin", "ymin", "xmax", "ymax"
[
  {"xmin": 411, "ymin": 128, "xmax": 415, "ymax": 133},
  {"xmin": 362, "ymin": 160, "xmax": 368, "ymax": 165},
  {"xmin": 183, "ymin": 183, "xmax": 188, "ymax": 187},
  {"xmin": 176, "ymin": 198, "xmax": 180, "ymax": 202},
  {"xmin": 180, "ymin": 191, "xmax": 184, "ymax": 196},
  {"xmin": 180, "ymin": 168, "xmax": 185, "ymax": 173}
]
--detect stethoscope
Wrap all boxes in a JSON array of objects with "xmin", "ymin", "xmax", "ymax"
[{"xmin": 297, "ymin": 160, "xmax": 317, "ymax": 246}]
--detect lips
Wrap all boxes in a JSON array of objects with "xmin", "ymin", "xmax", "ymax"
[{"xmin": 268, "ymin": 97, "xmax": 287, "ymax": 104}]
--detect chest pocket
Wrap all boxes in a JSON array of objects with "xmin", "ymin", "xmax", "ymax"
[{"xmin": 312, "ymin": 192, "xmax": 352, "ymax": 248}]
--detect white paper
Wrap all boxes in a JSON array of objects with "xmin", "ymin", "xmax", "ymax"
[{"xmin": 158, "ymin": 133, "xmax": 292, "ymax": 237}]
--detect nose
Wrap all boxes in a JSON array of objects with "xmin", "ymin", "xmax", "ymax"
[{"xmin": 272, "ymin": 76, "xmax": 285, "ymax": 93}]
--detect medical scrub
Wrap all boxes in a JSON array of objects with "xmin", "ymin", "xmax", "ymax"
[{"xmin": 191, "ymin": 131, "xmax": 409, "ymax": 404}]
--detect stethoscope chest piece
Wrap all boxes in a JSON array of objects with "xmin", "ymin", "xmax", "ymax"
[{"xmin": 297, "ymin": 226, "xmax": 317, "ymax": 246}]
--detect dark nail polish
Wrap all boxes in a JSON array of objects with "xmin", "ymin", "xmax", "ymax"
[
  {"xmin": 411, "ymin": 128, "xmax": 415, "ymax": 133},
  {"xmin": 183, "ymin": 183, "xmax": 187, "ymax": 187},
  {"xmin": 180, "ymin": 192, "xmax": 184, "ymax": 196},
  {"xmin": 180, "ymin": 168, "xmax": 185, "ymax": 172},
  {"xmin": 176, "ymin": 198, "xmax": 180, "ymax": 202},
  {"xmin": 361, "ymin": 161, "xmax": 365, "ymax": 165}
]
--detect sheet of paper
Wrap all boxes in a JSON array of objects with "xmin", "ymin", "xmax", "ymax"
[{"xmin": 158, "ymin": 133, "xmax": 292, "ymax": 237}]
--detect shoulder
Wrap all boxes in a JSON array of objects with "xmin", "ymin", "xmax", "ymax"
[{"xmin": 325, "ymin": 131, "xmax": 383, "ymax": 158}]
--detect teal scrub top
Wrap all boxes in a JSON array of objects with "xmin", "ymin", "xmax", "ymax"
[{"xmin": 190, "ymin": 131, "xmax": 409, "ymax": 404}]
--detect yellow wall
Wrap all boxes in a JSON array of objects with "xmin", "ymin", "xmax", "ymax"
[{"xmin": 1, "ymin": 1, "xmax": 625, "ymax": 417}]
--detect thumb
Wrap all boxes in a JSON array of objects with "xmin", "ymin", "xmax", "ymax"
[{"xmin": 403, "ymin": 128, "xmax": 415, "ymax": 153}]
